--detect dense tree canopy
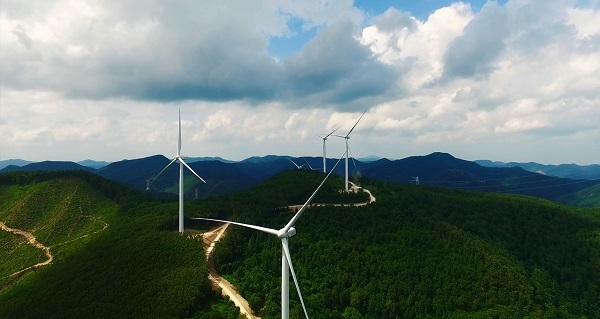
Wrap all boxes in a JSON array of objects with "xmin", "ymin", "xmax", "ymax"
[
  {"xmin": 1, "ymin": 170, "xmax": 599, "ymax": 318},
  {"xmin": 204, "ymin": 176, "xmax": 600, "ymax": 318}
]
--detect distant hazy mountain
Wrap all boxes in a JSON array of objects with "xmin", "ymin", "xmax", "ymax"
[
  {"xmin": 3, "ymin": 153, "xmax": 598, "ymax": 207},
  {"xmin": 0, "ymin": 159, "xmax": 34, "ymax": 170},
  {"xmin": 0, "ymin": 161, "xmax": 95, "ymax": 173},
  {"xmin": 185, "ymin": 156, "xmax": 235, "ymax": 163},
  {"xmin": 96, "ymin": 155, "xmax": 259, "ymax": 198},
  {"xmin": 475, "ymin": 160, "xmax": 600, "ymax": 180},
  {"xmin": 77, "ymin": 159, "xmax": 110, "ymax": 169},
  {"xmin": 361, "ymin": 152, "xmax": 599, "ymax": 205},
  {"xmin": 357, "ymin": 155, "xmax": 385, "ymax": 162},
  {"xmin": 241, "ymin": 155, "xmax": 287, "ymax": 163}
]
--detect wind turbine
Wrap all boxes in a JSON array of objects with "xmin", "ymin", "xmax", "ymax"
[
  {"xmin": 287, "ymin": 157, "xmax": 306, "ymax": 170},
  {"xmin": 149, "ymin": 109, "xmax": 206, "ymax": 233},
  {"xmin": 303, "ymin": 159, "xmax": 317, "ymax": 171},
  {"xmin": 335, "ymin": 110, "xmax": 366, "ymax": 192},
  {"xmin": 317, "ymin": 125, "xmax": 341, "ymax": 173},
  {"xmin": 193, "ymin": 153, "xmax": 345, "ymax": 319}
]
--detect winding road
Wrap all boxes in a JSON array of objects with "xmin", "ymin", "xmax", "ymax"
[
  {"xmin": 287, "ymin": 183, "xmax": 376, "ymax": 211},
  {"xmin": 1, "ymin": 216, "xmax": 109, "ymax": 280},
  {"xmin": 0, "ymin": 221, "xmax": 53, "ymax": 278},
  {"xmin": 198, "ymin": 224, "xmax": 261, "ymax": 319}
]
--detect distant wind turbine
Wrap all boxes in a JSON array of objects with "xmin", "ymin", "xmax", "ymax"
[
  {"xmin": 335, "ymin": 110, "xmax": 366, "ymax": 192},
  {"xmin": 317, "ymin": 125, "xmax": 341, "ymax": 173},
  {"xmin": 149, "ymin": 109, "xmax": 206, "ymax": 233},
  {"xmin": 303, "ymin": 159, "xmax": 317, "ymax": 171},
  {"xmin": 287, "ymin": 157, "xmax": 306, "ymax": 170},
  {"xmin": 193, "ymin": 152, "xmax": 346, "ymax": 319}
]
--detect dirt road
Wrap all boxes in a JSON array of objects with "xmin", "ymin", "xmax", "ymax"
[
  {"xmin": 0, "ymin": 221, "xmax": 53, "ymax": 278},
  {"xmin": 349, "ymin": 182, "xmax": 376, "ymax": 206},
  {"xmin": 1, "ymin": 216, "xmax": 109, "ymax": 280},
  {"xmin": 199, "ymin": 224, "xmax": 261, "ymax": 319},
  {"xmin": 287, "ymin": 183, "xmax": 376, "ymax": 211}
]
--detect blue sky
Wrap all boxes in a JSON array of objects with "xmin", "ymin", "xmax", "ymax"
[
  {"xmin": 354, "ymin": 0, "xmax": 503, "ymax": 17},
  {"xmin": 1, "ymin": 0, "xmax": 599, "ymax": 164},
  {"xmin": 269, "ymin": 0, "xmax": 509, "ymax": 59}
]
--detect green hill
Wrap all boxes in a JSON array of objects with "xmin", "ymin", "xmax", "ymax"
[
  {"xmin": 557, "ymin": 184, "xmax": 600, "ymax": 208},
  {"xmin": 0, "ymin": 171, "xmax": 241, "ymax": 319},
  {"xmin": 195, "ymin": 175, "xmax": 600, "ymax": 318},
  {"xmin": 2, "ymin": 170, "xmax": 599, "ymax": 318}
]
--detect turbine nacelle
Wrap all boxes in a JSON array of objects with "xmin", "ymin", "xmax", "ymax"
[{"xmin": 277, "ymin": 227, "xmax": 296, "ymax": 239}]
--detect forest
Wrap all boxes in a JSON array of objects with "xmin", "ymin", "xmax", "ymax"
[
  {"xmin": 0, "ymin": 171, "xmax": 242, "ymax": 318},
  {"xmin": 1, "ymin": 170, "xmax": 599, "ymax": 318},
  {"xmin": 198, "ymin": 174, "xmax": 600, "ymax": 318}
]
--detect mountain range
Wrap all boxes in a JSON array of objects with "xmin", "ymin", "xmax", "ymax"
[{"xmin": 2, "ymin": 153, "xmax": 599, "ymax": 207}]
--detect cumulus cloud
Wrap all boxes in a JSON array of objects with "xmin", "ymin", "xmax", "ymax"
[
  {"xmin": 0, "ymin": 0, "xmax": 387, "ymax": 108},
  {"xmin": 285, "ymin": 20, "xmax": 399, "ymax": 110},
  {"xmin": 1, "ymin": 0, "xmax": 599, "ymax": 164},
  {"xmin": 442, "ymin": 2, "xmax": 509, "ymax": 80}
]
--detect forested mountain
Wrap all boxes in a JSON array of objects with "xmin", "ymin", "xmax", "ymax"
[
  {"xmin": 476, "ymin": 160, "xmax": 600, "ymax": 180},
  {"xmin": 360, "ymin": 153, "xmax": 599, "ymax": 205},
  {"xmin": 1, "ymin": 170, "xmax": 599, "ymax": 318},
  {"xmin": 557, "ymin": 184, "xmax": 600, "ymax": 208},
  {"xmin": 195, "ymin": 175, "xmax": 600, "ymax": 318},
  {"xmin": 0, "ymin": 161, "xmax": 95, "ymax": 173},
  {"xmin": 4, "ymin": 153, "xmax": 599, "ymax": 207},
  {"xmin": 0, "ymin": 159, "xmax": 34, "ymax": 170},
  {"xmin": 0, "ymin": 171, "xmax": 241, "ymax": 319},
  {"xmin": 97, "ymin": 155, "xmax": 259, "ymax": 198},
  {"xmin": 77, "ymin": 159, "xmax": 110, "ymax": 169}
]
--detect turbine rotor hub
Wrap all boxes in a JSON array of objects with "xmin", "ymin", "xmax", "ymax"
[{"xmin": 277, "ymin": 227, "xmax": 296, "ymax": 238}]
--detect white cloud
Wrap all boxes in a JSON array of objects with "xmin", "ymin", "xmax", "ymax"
[{"xmin": 1, "ymin": 0, "xmax": 599, "ymax": 165}]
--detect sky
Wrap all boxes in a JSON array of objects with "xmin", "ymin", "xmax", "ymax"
[{"xmin": 1, "ymin": 0, "xmax": 599, "ymax": 165}]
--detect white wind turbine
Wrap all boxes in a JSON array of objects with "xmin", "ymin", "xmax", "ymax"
[
  {"xmin": 149, "ymin": 109, "xmax": 206, "ymax": 233},
  {"xmin": 303, "ymin": 159, "xmax": 317, "ymax": 171},
  {"xmin": 317, "ymin": 125, "xmax": 341, "ymax": 174},
  {"xmin": 335, "ymin": 110, "xmax": 366, "ymax": 192},
  {"xmin": 287, "ymin": 157, "xmax": 306, "ymax": 170},
  {"xmin": 193, "ymin": 153, "xmax": 345, "ymax": 319}
]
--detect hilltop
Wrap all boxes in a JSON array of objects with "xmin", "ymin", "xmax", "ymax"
[{"xmin": 0, "ymin": 171, "xmax": 240, "ymax": 318}]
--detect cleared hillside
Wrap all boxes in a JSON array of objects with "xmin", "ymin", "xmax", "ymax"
[{"xmin": 0, "ymin": 171, "xmax": 241, "ymax": 319}]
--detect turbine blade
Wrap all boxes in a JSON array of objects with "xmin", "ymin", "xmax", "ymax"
[
  {"xmin": 303, "ymin": 159, "xmax": 314, "ymax": 170},
  {"xmin": 149, "ymin": 158, "xmax": 177, "ymax": 185},
  {"xmin": 281, "ymin": 239, "xmax": 309, "ymax": 319},
  {"xmin": 192, "ymin": 217, "xmax": 279, "ymax": 236},
  {"xmin": 346, "ymin": 110, "xmax": 366, "ymax": 137},
  {"xmin": 349, "ymin": 145, "xmax": 358, "ymax": 170},
  {"xmin": 180, "ymin": 159, "xmax": 207, "ymax": 183},
  {"xmin": 178, "ymin": 109, "xmax": 182, "ymax": 156},
  {"xmin": 325, "ymin": 124, "xmax": 343, "ymax": 138},
  {"xmin": 287, "ymin": 157, "xmax": 301, "ymax": 169},
  {"xmin": 282, "ymin": 151, "xmax": 345, "ymax": 233}
]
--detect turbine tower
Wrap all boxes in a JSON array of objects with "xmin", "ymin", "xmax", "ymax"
[
  {"xmin": 150, "ymin": 109, "xmax": 206, "ymax": 233},
  {"xmin": 193, "ymin": 153, "xmax": 345, "ymax": 319},
  {"xmin": 335, "ymin": 110, "xmax": 366, "ymax": 192},
  {"xmin": 317, "ymin": 125, "xmax": 341, "ymax": 173}
]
